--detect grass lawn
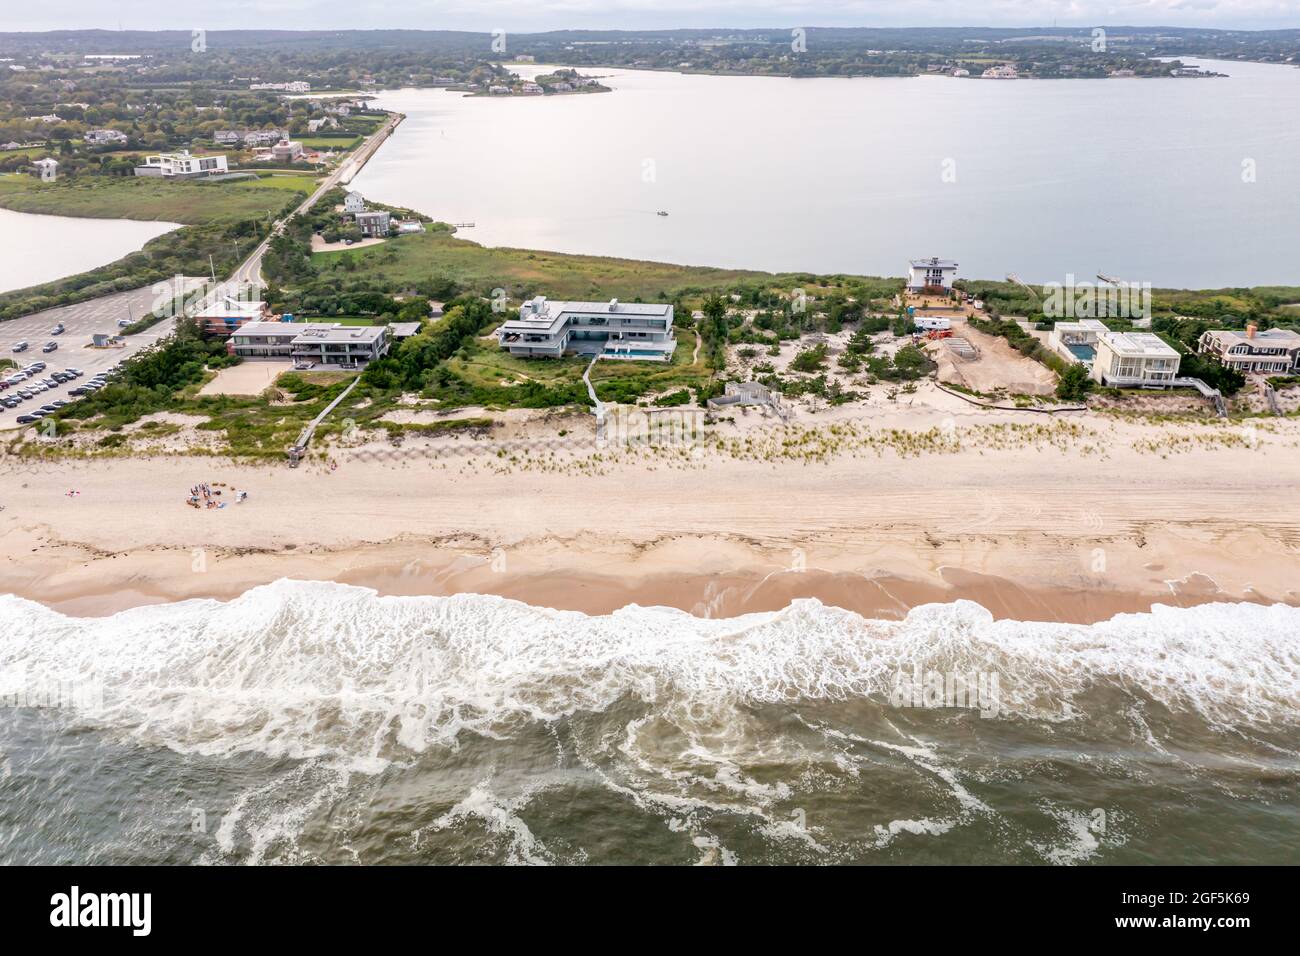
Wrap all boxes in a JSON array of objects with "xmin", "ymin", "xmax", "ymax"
[
  {"xmin": 288, "ymin": 315, "xmax": 375, "ymax": 326},
  {"xmin": 0, "ymin": 174, "xmax": 309, "ymax": 224},
  {"xmin": 299, "ymin": 136, "xmax": 361, "ymax": 150},
  {"xmin": 446, "ymin": 326, "xmax": 712, "ymax": 403},
  {"xmin": 236, "ymin": 173, "xmax": 321, "ymax": 193},
  {"xmin": 312, "ymin": 228, "xmax": 813, "ymax": 302}
]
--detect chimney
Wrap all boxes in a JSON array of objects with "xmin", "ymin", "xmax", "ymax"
[{"xmin": 1246, "ymin": 323, "xmax": 1257, "ymax": 339}]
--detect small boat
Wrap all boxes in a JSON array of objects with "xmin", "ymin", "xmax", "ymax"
[{"xmin": 656, "ymin": 210, "xmax": 669, "ymax": 217}]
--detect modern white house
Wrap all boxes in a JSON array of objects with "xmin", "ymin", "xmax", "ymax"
[
  {"xmin": 230, "ymin": 321, "xmax": 391, "ymax": 366},
  {"xmin": 134, "ymin": 151, "xmax": 228, "ymax": 178},
  {"xmin": 1048, "ymin": 318, "xmax": 1109, "ymax": 364},
  {"xmin": 1198, "ymin": 327, "xmax": 1300, "ymax": 375},
  {"xmin": 907, "ymin": 257, "xmax": 959, "ymax": 292},
  {"xmin": 1090, "ymin": 331, "xmax": 1181, "ymax": 387},
  {"xmin": 497, "ymin": 297, "xmax": 677, "ymax": 361},
  {"xmin": 270, "ymin": 139, "xmax": 303, "ymax": 162},
  {"xmin": 343, "ymin": 191, "xmax": 367, "ymax": 213}
]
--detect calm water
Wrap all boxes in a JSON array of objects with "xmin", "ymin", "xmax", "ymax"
[
  {"xmin": 355, "ymin": 59, "xmax": 1300, "ymax": 289},
  {"xmin": 1, "ymin": 583, "xmax": 1296, "ymax": 864},
  {"xmin": 0, "ymin": 206, "xmax": 178, "ymax": 294}
]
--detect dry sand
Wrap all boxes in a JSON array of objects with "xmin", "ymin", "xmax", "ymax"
[{"xmin": 3, "ymin": 397, "xmax": 1298, "ymax": 622}]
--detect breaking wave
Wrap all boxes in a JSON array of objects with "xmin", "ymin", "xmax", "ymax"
[{"xmin": 1, "ymin": 579, "xmax": 1296, "ymax": 769}]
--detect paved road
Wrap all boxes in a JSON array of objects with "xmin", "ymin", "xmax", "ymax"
[
  {"xmin": 229, "ymin": 113, "xmax": 402, "ymax": 290},
  {"xmin": 1, "ymin": 115, "xmax": 401, "ymax": 429},
  {"xmin": 0, "ymin": 278, "xmax": 206, "ymax": 430}
]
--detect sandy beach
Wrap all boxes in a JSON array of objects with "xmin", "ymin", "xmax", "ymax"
[{"xmin": 4, "ymin": 392, "xmax": 1298, "ymax": 622}]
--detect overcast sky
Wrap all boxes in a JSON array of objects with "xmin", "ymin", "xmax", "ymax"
[{"xmin": 5, "ymin": 0, "xmax": 1300, "ymax": 33}]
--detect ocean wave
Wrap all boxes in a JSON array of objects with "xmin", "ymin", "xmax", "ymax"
[{"xmin": 1, "ymin": 580, "xmax": 1296, "ymax": 769}]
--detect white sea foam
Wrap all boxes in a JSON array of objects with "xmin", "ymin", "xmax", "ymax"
[{"xmin": 1, "ymin": 580, "xmax": 1296, "ymax": 770}]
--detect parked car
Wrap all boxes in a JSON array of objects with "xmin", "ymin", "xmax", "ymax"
[
  {"xmin": 51, "ymin": 323, "xmax": 65, "ymax": 335},
  {"xmin": 17, "ymin": 389, "xmax": 34, "ymax": 400},
  {"xmin": 15, "ymin": 415, "xmax": 40, "ymax": 424},
  {"xmin": 117, "ymin": 318, "xmax": 131, "ymax": 328},
  {"xmin": 28, "ymin": 362, "xmax": 45, "ymax": 372},
  {"xmin": 12, "ymin": 342, "xmax": 28, "ymax": 352},
  {"xmin": 38, "ymin": 405, "xmax": 59, "ymax": 414},
  {"xmin": 65, "ymin": 367, "xmax": 83, "ymax": 375},
  {"xmin": 43, "ymin": 342, "xmax": 58, "ymax": 353}
]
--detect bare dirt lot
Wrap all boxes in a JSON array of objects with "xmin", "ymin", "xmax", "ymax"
[
  {"xmin": 929, "ymin": 321, "xmax": 1057, "ymax": 396},
  {"xmin": 198, "ymin": 360, "xmax": 293, "ymax": 396}
]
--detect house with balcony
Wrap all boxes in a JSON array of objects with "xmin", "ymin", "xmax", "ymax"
[
  {"xmin": 906, "ymin": 257, "xmax": 959, "ymax": 292},
  {"xmin": 1197, "ymin": 327, "xmax": 1300, "ymax": 375},
  {"xmin": 1089, "ymin": 331, "xmax": 1181, "ymax": 387},
  {"xmin": 134, "ymin": 151, "xmax": 228, "ymax": 178},
  {"xmin": 496, "ymin": 297, "xmax": 677, "ymax": 361},
  {"xmin": 230, "ymin": 321, "xmax": 390, "ymax": 366}
]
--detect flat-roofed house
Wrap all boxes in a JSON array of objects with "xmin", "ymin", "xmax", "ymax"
[
  {"xmin": 287, "ymin": 323, "xmax": 390, "ymax": 366},
  {"xmin": 228, "ymin": 320, "xmax": 301, "ymax": 356},
  {"xmin": 906, "ymin": 257, "xmax": 959, "ymax": 292},
  {"xmin": 354, "ymin": 210, "xmax": 390, "ymax": 237},
  {"xmin": 1198, "ymin": 327, "xmax": 1300, "ymax": 375},
  {"xmin": 1090, "ymin": 331, "xmax": 1181, "ymax": 387},
  {"xmin": 196, "ymin": 296, "xmax": 269, "ymax": 336},
  {"xmin": 1048, "ymin": 318, "xmax": 1109, "ymax": 364},
  {"xmin": 134, "ymin": 151, "xmax": 228, "ymax": 178},
  {"xmin": 230, "ymin": 321, "xmax": 391, "ymax": 366},
  {"xmin": 271, "ymin": 139, "xmax": 303, "ymax": 162},
  {"xmin": 496, "ymin": 296, "xmax": 677, "ymax": 361}
]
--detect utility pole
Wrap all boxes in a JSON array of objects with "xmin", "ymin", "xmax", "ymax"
[{"xmin": 209, "ymin": 254, "xmax": 216, "ymax": 283}]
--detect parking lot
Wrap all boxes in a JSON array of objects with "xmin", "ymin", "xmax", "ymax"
[{"xmin": 0, "ymin": 278, "xmax": 206, "ymax": 430}]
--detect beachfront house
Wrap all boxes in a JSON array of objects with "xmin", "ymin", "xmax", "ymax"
[
  {"xmin": 230, "ymin": 321, "xmax": 390, "ymax": 366},
  {"xmin": 31, "ymin": 157, "xmax": 58, "ymax": 181},
  {"xmin": 343, "ymin": 191, "xmax": 367, "ymax": 213},
  {"xmin": 1089, "ymin": 331, "xmax": 1181, "ymax": 387},
  {"xmin": 496, "ymin": 296, "xmax": 677, "ymax": 361},
  {"xmin": 134, "ymin": 151, "xmax": 229, "ymax": 178},
  {"xmin": 1048, "ymin": 319, "xmax": 1109, "ymax": 364},
  {"xmin": 907, "ymin": 257, "xmax": 959, "ymax": 292},
  {"xmin": 1197, "ymin": 327, "xmax": 1300, "ymax": 375},
  {"xmin": 354, "ymin": 210, "xmax": 391, "ymax": 237}
]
